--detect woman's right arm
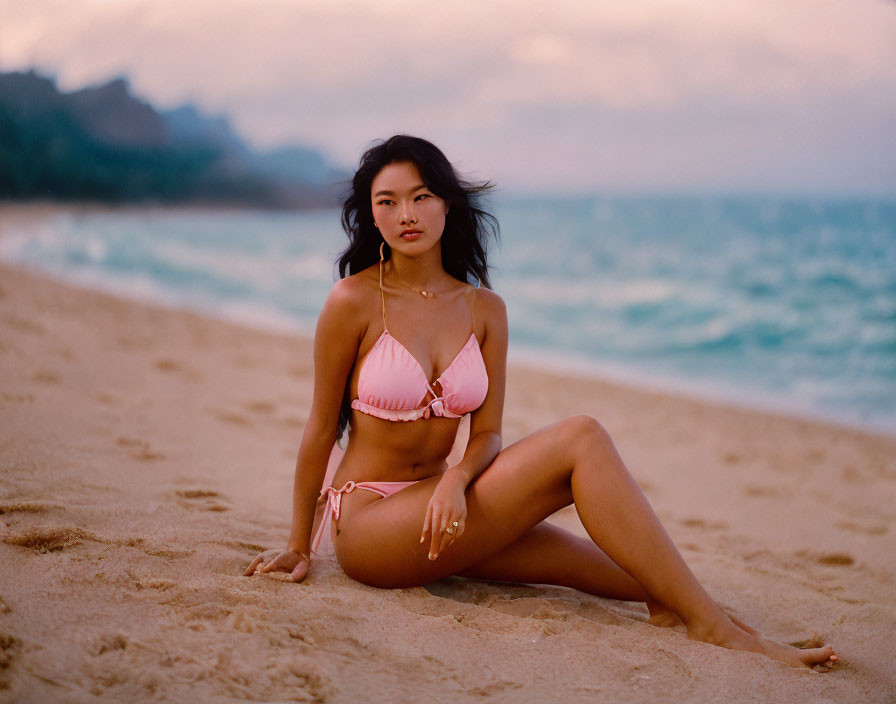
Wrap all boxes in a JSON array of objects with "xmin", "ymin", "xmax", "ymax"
[{"xmin": 244, "ymin": 277, "xmax": 368, "ymax": 581}]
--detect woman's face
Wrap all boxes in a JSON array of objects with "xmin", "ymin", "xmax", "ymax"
[{"xmin": 371, "ymin": 161, "xmax": 449, "ymax": 257}]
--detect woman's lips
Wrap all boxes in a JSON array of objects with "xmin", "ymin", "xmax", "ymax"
[{"xmin": 401, "ymin": 230, "xmax": 422, "ymax": 240}]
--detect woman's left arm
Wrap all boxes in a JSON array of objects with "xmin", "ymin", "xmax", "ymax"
[{"xmin": 422, "ymin": 289, "xmax": 508, "ymax": 559}]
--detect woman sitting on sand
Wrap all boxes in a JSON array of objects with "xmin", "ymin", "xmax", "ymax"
[{"xmin": 244, "ymin": 135, "xmax": 836, "ymax": 668}]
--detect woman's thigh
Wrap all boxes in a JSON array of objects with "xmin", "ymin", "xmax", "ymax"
[{"xmin": 333, "ymin": 416, "xmax": 597, "ymax": 587}]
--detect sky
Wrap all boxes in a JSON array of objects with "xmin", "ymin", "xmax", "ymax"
[{"xmin": 2, "ymin": 0, "xmax": 895, "ymax": 195}]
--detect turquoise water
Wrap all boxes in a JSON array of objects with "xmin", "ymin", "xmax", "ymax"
[{"xmin": 1, "ymin": 196, "xmax": 893, "ymax": 434}]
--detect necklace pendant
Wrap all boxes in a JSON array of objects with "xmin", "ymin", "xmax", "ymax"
[{"xmin": 421, "ymin": 290, "xmax": 429, "ymax": 298}]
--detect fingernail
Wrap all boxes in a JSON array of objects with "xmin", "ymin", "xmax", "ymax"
[
  {"xmin": 420, "ymin": 537, "xmax": 424, "ymax": 543},
  {"xmin": 428, "ymin": 553, "xmax": 435, "ymax": 560}
]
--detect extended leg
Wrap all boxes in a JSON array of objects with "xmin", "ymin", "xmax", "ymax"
[
  {"xmin": 458, "ymin": 520, "xmax": 761, "ymax": 630},
  {"xmin": 335, "ymin": 415, "xmax": 836, "ymax": 667}
]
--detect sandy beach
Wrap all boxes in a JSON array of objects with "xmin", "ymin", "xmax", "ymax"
[{"xmin": 1, "ymin": 208, "xmax": 894, "ymax": 703}]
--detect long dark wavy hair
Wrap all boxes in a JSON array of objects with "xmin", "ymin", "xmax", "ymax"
[{"xmin": 335, "ymin": 135, "xmax": 499, "ymax": 440}]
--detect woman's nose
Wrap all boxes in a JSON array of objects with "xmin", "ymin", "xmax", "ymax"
[{"xmin": 400, "ymin": 202, "xmax": 417, "ymax": 224}]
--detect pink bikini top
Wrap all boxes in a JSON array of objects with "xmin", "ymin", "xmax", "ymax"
[{"xmin": 350, "ymin": 254, "xmax": 489, "ymax": 422}]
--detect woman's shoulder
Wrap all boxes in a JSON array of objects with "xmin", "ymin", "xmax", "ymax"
[
  {"xmin": 472, "ymin": 286, "xmax": 506, "ymax": 316},
  {"xmin": 471, "ymin": 286, "xmax": 507, "ymax": 339},
  {"xmin": 321, "ymin": 267, "xmax": 380, "ymax": 322},
  {"xmin": 327, "ymin": 266, "xmax": 379, "ymax": 304}
]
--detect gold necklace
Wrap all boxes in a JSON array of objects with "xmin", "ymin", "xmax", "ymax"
[
  {"xmin": 392, "ymin": 271, "xmax": 444, "ymax": 298},
  {"xmin": 396, "ymin": 278, "xmax": 439, "ymax": 298}
]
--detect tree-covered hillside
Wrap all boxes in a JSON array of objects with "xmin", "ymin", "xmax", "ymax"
[{"xmin": 0, "ymin": 70, "xmax": 345, "ymax": 208}]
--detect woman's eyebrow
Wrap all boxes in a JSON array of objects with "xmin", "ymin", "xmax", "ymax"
[{"xmin": 373, "ymin": 184, "xmax": 428, "ymax": 197}]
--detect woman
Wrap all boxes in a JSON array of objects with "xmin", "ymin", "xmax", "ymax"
[{"xmin": 244, "ymin": 135, "xmax": 836, "ymax": 668}]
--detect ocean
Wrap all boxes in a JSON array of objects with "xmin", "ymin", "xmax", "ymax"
[{"xmin": 1, "ymin": 195, "xmax": 893, "ymax": 434}]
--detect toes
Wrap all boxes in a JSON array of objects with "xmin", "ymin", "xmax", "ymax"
[{"xmin": 801, "ymin": 644, "xmax": 836, "ymax": 667}]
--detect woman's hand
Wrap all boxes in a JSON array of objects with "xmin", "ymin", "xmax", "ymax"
[
  {"xmin": 421, "ymin": 469, "xmax": 468, "ymax": 561},
  {"xmin": 243, "ymin": 548, "xmax": 310, "ymax": 583}
]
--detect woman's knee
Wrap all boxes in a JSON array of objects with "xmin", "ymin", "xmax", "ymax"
[{"xmin": 562, "ymin": 414, "xmax": 613, "ymax": 457}]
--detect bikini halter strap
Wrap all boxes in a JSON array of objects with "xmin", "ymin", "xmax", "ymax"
[{"xmin": 379, "ymin": 242, "xmax": 388, "ymax": 332}]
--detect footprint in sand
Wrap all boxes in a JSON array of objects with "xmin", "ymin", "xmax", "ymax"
[
  {"xmin": 4, "ymin": 314, "xmax": 45, "ymax": 335},
  {"xmin": 215, "ymin": 412, "xmax": 251, "ymax": 426},
  {"xmin": 31, "ymin": 370, "xmax": 59, "ymax": 384},
  {"xmin": 1, "ymin": 392, "xmax": 35, "ymax": 406},
  {"xmin": 154, "ymin": 358, "xmax": 180, "ymax": 372},
  {"xmin": 0, "ymin": 633, "xmax": 21, "ymax": 688},
  {"xmin": 468, "ymin": 682, "xmax": 524, "ymax": 697},
  {"xmin": 2, "ymin": 526, "xmax": 96, "ymax": 553},
  {"xmin": 175, "ymin": 489, "xmax": 230, "ymax": 512},
  {"xmin": 816, "ymin": 553, "xmax": 854, "ymax": 566},
  {"xmin": 232, "ymin": 540, "xmax": 268, "ymax": 553},
  {"xmin": 840, "ymin": 465, "xmax": 871, "ymax": 485},
  {"xmin": 680, "ymin": 518, "xmax": 729, "ymax": 531},
  {"xmin": 94, "ymin": 391, "xmax": 121, "ymax": 405},
  {"xmin": 134, "ymin": 577, "xmax": 175, "ymax": 592},
  {"xmin": 154, "ymin": 358, "xmax": 202, "ymax": 382},
  {"xmin": 116, "ymin": 437, "xmax": 165, "ymax": 461},
  {"xmin": 836, "ymin": 520, "xmax": 888, "ymax": 535},
  {"xmin": 281, "ymin": 416, "xmax": 306, "ymax": 429},
  {"xmin": 742, "ymin": 485, "xmax": 783, "ymax": 499},
  {"xmin": 0, "ymin": 501, "xmax": 54, "ymax": 515}
]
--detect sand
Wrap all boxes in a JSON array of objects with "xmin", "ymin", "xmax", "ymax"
[{"xmin": 1, "ymin": 207, "xmax": 894, "ymax": 703}]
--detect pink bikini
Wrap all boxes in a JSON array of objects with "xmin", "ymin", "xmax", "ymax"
[{"xmin": 311, "ymin": 248, "xmax": 489, "ymax": 554}]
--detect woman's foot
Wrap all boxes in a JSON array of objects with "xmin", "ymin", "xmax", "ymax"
[
  {"xmin": 647, "ymin": 603, "xmax": 760, "ymax": 637},
  {"xmin": 687, "ymin": 617, "xmax": 837, "ymax": 669},
  {"xmin": 646, "ymin": 602, "xmax": 837, "ymax": 668}
]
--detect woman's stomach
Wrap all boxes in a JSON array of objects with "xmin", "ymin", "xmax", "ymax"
[{"xmin": 334, "ymin": 412, "xmax": 465, "ymax": 483}]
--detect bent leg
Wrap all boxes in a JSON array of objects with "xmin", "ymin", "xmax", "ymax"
[{"xmin": 458, "ymin": 521, "xmax": 759, "ymax": 629}]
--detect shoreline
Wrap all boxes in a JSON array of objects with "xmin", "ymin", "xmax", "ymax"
[
  {"xmin": 7, "ymin": 249, "xmax": 893, "ymax": 443},
  {"xmin": 1, "ymin": 202, "xmax": 891, "ymax": 441},
  {"xmin": 1, "ymin": 208, "xmax": 895, "ymax": 702}
]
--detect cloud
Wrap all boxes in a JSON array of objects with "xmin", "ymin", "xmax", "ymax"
[{"xmin": 2, "ymin": 0, "xmax": 894, "ymax": 193}]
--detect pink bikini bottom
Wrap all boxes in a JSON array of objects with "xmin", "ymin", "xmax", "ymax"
[{"xmin": 310, "ymin": 480, "xmax": 420, "ymax": 554}]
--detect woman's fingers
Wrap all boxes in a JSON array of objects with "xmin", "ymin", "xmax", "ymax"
[
  {"xmin": 243, "ymin": 554, "xmax": 265, "ymax": 576},
  {"xmin": 260, "ymin": 553, "xmax": 289, "ymax": 573},
  {"xmin": 244, "ymin": 550, "xmax": 309, "ymax": 581},
  {"xmin": 290, "ymin": 559, "xmax": 310, "ymax": 583},
  {"xmin": 428, "ymin": 520, "xmax": 441, "ymax": 560},
  {"xmin": 429, "ymin": 515, "xmax": 465, "ymax": 560},
  {"xmin": 421, "ymin": 502, "xmax": 433, "ymax": 545},
  {"xmin": 427, "ymin": 503, "xmax": 449, "ymax": 559},
  {"xmin": 437, "ymin": 529, "xmax": 454, "ymax": 557}
]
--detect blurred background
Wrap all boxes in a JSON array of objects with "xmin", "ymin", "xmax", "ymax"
[{"xmin": 1, "ymin": 0, "xmax": 894, "ymax": 432}]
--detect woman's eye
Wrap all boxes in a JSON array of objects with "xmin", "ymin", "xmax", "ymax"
[
  {"xmin": 377, "ymin": 199, "xmax": 394, "ymax": 206},
  {"xmin": 415, "ymin": 194, "xmax": 431, "ymax": 201}
]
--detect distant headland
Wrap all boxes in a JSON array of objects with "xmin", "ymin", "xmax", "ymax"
[{"xmin": 0, "ymin": 70, "xmax": 348, "ymax": 209}]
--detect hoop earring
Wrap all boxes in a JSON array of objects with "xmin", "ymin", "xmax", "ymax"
[{"xmin": 379, "ymin": 241, "xmax": 385, "ymax": 262}]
